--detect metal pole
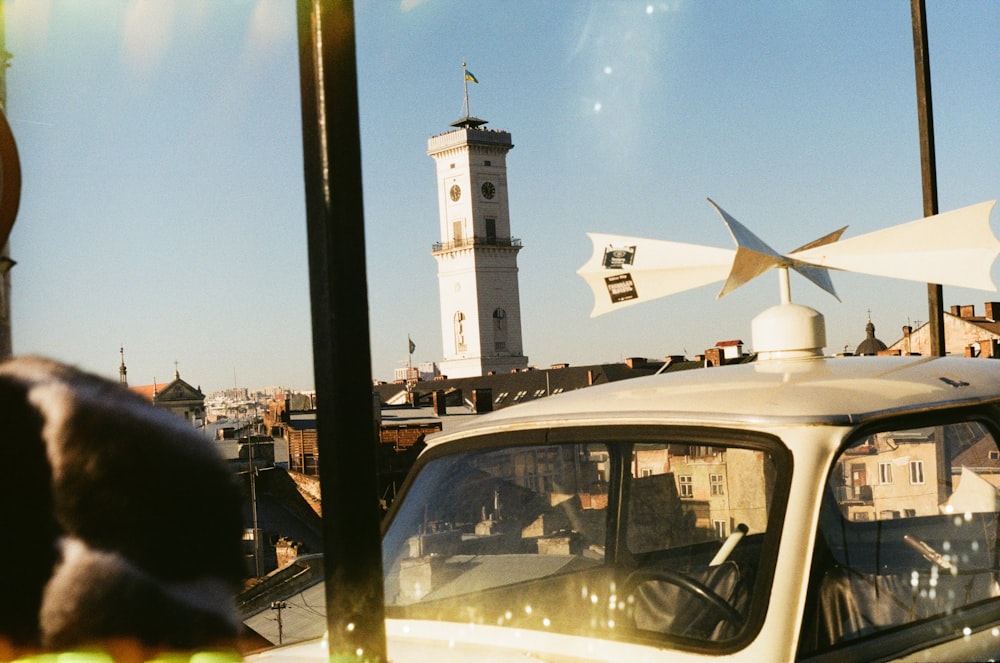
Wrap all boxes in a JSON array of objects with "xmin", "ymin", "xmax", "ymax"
[
  {"xmin": 910, "ymin": 0, "xmax": 944, "ymax": 356},
  {"xmin": 248, "ymin": 418, "xmax": 261, "ymax": 578},
  {"xmin": 296, "ymin": 1, "xmax": 387, "ymax": 661},
  {"xmin": 0, "ymin": 1, "xmax": 21, "ymax": 361}
]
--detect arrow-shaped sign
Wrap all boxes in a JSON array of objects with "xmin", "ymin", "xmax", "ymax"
[{"xmin": 578, "ymin": 199, "xmax": 999, "ymax": 317}]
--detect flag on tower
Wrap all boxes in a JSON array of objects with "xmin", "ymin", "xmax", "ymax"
[
  {"xmin": 408, "ymin": 336, "xmax": 415, "ymax": 354},
  {"xmin": 465, "ymin": 70, "xmax": 479, "ymax": 84}
]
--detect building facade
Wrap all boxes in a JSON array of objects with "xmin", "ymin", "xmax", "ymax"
[
  {"xmin": 887, "ymin": 302, "xmax": 1000, "ymax": 357},
  {"xmin": 131, "ymin": 367, "xmax": 206, "ymax": 426},
  {"xmin": 429, "ymin": 114, "xmax": 528, "ymax": 378}
]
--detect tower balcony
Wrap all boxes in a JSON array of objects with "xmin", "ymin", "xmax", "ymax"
[{"xmin": 432, "ymin": 236, "xmax": 522, "ymax": 254}]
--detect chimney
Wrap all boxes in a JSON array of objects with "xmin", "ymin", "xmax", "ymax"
[
  {"xmin": 986, "ymin": 302, "xmax": 1000, "ymax": 321},
  {"xmin": 625, "ymin": 357, "xmax": 647, "ymax": 369},
  {"xmin": 977, "ymin": 339, "xmax": 1000, "ymax": 359},
  {"xmin": 587, "ymin": 370, "xmax": 594, "ymax": 386},
  {"xmin": 432, "ymin": 390, "xmax": 447, "ymax": 415},
  {"xmin": 902, "ymin": 325, "xmax": 912, "ymax": 338},
  {"xmin": 472, "ymin": 388, "xmax": 493, "ymax": 413},
  {"xmin": 953, "ymin": 304, "xmax": 976, "ymax": 318},
  {"xmin": 704, "ymin": 347, "xmax": 723, "ymax": 367}
]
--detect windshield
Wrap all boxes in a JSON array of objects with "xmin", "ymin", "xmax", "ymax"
[{"xmin": 382, "ymin": 428, "xmax": 787, "ymax": 649}]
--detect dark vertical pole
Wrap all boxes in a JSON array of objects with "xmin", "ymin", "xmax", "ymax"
[
  {"xmin": 296, "ymin": 1, "xmax": 387, "ymax": 661},
  {"xmin": 911, "ymin": 0, "xmax": 944, "ymax": 356},
  {"xmin": 0, "ymin": 0, "xmax": 19, "ymax": 361}
]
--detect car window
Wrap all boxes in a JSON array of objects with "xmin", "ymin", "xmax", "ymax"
[
  {"xmin": 381, "ymin": 431, "xmax": 785, "ymax": 649},
  {"xmin": 803, "ymin": 420, "xmax": 1000, "ymax": 653},
  {"xmin": 627, "ymin": 443, "xmax": 774, "ymax": 553}
]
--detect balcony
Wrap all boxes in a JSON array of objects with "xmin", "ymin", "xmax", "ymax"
[{"xmin": 432, "ymin": 236, "xmax": 522, "ymax": 253}]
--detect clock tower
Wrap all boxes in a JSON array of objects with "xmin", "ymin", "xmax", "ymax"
[{"xmin": 429, "ymin": 113, "xmax": 529, "ymax": 378}]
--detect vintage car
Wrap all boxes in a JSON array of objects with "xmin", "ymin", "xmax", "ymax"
[{"xmin": 246, "ymin": 292, "xmax": 1000, "ymax": 662}]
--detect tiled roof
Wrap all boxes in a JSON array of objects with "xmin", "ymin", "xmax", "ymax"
[
  {"xmin": 372, "ymin": 358, "xmax": 720, "ymax": 411},
  {"xmin": 130, "ymin": 383, "xmax": 159, "ymax": 400}
]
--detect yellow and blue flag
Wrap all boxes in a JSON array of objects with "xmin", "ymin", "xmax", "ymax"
[{"xmin": 465, "ymin": 70, "xmax": 479, "ymax": 84}]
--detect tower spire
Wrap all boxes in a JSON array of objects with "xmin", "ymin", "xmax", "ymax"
[
  {"xmin": 452, "ymin": 62, "xmax": 486, "ymax": 129},
  {"xmin": 119, "ymin": 345, "xmax": 128, "ymax": 387}
]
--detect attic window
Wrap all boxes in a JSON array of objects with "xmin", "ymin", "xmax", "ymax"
[
  {"xmin": 513, "ymin": 390, "xmax": 528, "ymax": 402},
  {"xmin": 990, "ymin": 450, "xmax": 1000, "ymax": 460},
  {"xmin": 494, "ymin": 391, "xmax": 509, "ymax": 404}
]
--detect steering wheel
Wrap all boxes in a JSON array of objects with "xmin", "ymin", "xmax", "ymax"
[{"xmin": 624, "ymin": 567, "xmax": 743, "ymax": 628}]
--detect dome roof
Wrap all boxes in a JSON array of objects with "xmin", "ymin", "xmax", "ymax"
[{"xmin": 855, "ymin": 320, "xmax": 887, "ymax": 356}]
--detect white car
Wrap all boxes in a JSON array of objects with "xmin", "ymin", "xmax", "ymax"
[{"xmin": 247, "ymin": 298, "xmax": 1000, "ymax": 662}]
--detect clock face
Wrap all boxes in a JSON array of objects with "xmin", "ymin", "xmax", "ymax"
[
  {"xmin": 449, "ymin": 184, "xmax": 462, "ymax": 202},
  {"xmin": 481, "ymin": 181, "xmax": 496, "ymax": 199}
]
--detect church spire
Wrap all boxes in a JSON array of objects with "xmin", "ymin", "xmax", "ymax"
[{"xmin": 119, "ymin": 345, "xmax": 128, "ymax": 387}]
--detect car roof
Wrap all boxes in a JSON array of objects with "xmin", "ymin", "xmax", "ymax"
[{"xmin": 426, "ymin": 355, "xmax": 1000, "ymax": 444}]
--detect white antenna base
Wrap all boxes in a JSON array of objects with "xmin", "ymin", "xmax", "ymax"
[{"xmin": 752, "ymin": 303, "xmax": 826, "ymax": 361}]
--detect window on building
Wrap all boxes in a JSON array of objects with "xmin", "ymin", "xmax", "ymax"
[
  {"xmin": 678, "ymin": 475, "xmax": 693, "ymax": 498},
  {"xmin": 713, "ymin": 520, "xmax": 728, "ymax": 538},
  {"xmin": 453, "ymin": 311, "xmax": 466, "ymax": 352},
  {"xmin": 493, "ymin": 308, "xmax": 508, "ymax": 352},
  {"xmin": 640, "ymin": 468, "xmax": 652, "ymax": 478},
  {"xmin": 710, "ymin": 473, "xmax": 724, "ymax": 496},
  {"xmin": 909, "ymin": 460, "xmax": 925, "ymax": 484},
  {"xmin": 878, "ymin": 462, "xmax": 893, "ymax": 484},
  {"xmin": 485, "ymin": 217, "xmax": 497, "ymax": 243}
]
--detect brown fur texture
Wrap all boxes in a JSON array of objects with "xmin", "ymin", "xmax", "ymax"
[{"xmin": 0, "ymin": 356, "xmax": 245, "ymax": 651}]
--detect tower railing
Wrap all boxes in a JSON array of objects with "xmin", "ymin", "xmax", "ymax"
[{"xmin": 432, "ymin": 235, "xmax": 522, "ymax": 252}]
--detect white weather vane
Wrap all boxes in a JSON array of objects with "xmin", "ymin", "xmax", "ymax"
[{"xmin": 578, "ymin": 199, "xmax": 1000, "ymax": 316}]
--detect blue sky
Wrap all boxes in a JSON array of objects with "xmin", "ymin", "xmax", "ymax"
[{"xmin": 5, "ymin": 1, "xmax": 1000, "ymax": 393}]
